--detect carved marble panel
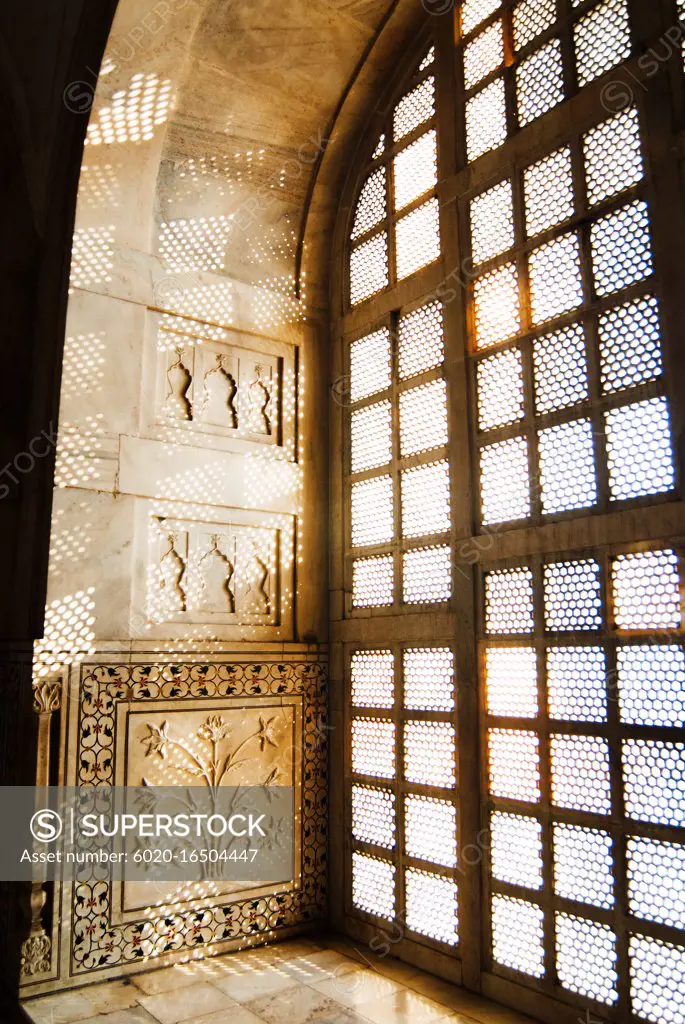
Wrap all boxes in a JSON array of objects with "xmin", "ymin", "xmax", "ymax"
[
  {"xmin": 113, "ymin": 696, "xmax": 301, "ymax": 920},
  {"xmin": 27, "ymin": 657, "xmax": 328, "ymax": 990},
  {"xmin": 132, "ymin": 504, "xmax": 293, "ymax": 641},
  {"xmin": 146, "ymin": 312, "xmax": 296, "ymax": 457}
]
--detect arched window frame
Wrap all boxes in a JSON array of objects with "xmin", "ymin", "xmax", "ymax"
[{"xmin": 330, "ymin": 3, "xmax": 685, "ymax": 1022}]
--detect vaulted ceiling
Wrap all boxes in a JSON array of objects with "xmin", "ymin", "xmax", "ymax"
[{"xmin": 77, "ymin": 0, "xmax": 419, "ymax": 318}]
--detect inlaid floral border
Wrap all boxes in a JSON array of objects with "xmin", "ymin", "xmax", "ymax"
[{"xmin": 71, "ymin": 661, "xmax": 327, "ymax": 976}]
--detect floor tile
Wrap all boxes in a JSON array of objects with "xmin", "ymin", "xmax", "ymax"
[
  {"xmin": 131, "ymin": 963, "xmax": 205, "ymax": 996},
  {"xmin": 22, "ymin": 990, "xmax": 97, "ymax": 1024},
  {"xmin": 192, "ymin": 1010, "xmax": 265, "ymax": 1024},
  {"xmin": 75, "ymin": 1010, "xmax": 161, "ymax": 1024},
  {"xmin": 212, "ymin": 964, "xmax": 298, "ymax": 1002},
  {"xmin": 246, "ymin": 982, "xmax": 367, "ymax": 1024},
  {"xmin": 138, "ymin": 981, "xmax": 237, "ymax": 1024},
  {"xmin": 83, "ymin": 980, "xmax": 140, "ymax": 1014},
  {"xmin": 279, "ymin": 949, "xmax": 362, "ymax": 985},
  {"xmin": 311, "ymin": 965, "xmax": 404, "ymax": 1009},
  {"xmin": 360, "ymin": 987, "xmax": 457, "ymax": 1024}
]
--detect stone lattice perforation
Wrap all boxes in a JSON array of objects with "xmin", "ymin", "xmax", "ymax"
[{"xmin": 72, "ymin": 661, "xmax": 326, "ymax": 974}]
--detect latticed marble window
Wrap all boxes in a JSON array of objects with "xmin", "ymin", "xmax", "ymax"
[
  {"xmin": 470, "ymin": 103, "xmax": 674, "ymax": 525},
  {"xmin": 348, "ymin": 292, "xmax": 451, "ymax": 610},
  {"xmin": 338, "ymin": 8, "xmax": 684, "ymax": 1022},
  {"xmin": 348, "ymin": 50, "xmax": 440, "ymax": 308},
  {"xmin": 482, "ymin": 546, "xmax": 685, "ymax": 1011},
  {"xmin": 349, "ymin": 643, "xmax": 459, "ymax": 948}
]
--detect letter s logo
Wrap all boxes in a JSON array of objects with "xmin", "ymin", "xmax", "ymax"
[{"xmin": 30, "ymin": 809, "xmax": 63, "ymax": 843}]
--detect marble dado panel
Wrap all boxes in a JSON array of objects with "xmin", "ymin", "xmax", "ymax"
[
  {"xmin": 114, "ymin": 694, "xmax": 301, "ymax": 921},
  {"xmin": 132, "ymin": 502, "xmax": 294, "ymax": 642},
  {"xmin": 144, "ymin": 312, "xmax": 297, "ymax": 458},
  {"xmin": 31, "ymin": 658, "xmax": 327, "ymax": 990}
]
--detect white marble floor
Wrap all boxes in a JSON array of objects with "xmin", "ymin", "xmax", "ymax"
[{"xmin": 21, "ymin": 936, "xmax": 535, "ymax": 1024}]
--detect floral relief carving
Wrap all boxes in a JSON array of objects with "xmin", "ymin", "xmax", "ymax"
[{"xmin": 141, "ymin": 713, "xmax": 281, "ymax": 788}]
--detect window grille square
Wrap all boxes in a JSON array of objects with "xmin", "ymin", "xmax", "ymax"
[
  {"xmin": 488, "ymin": 729, "xmax": 541, "ymax": 802},
  {"xmin": 393, "ymin": 77, "xmax": 436, "ymax": 141},
  {"xmin": 466, "ymin": 79, "xmax": 508, "ymax": 161},
  {"xmin": 533, "ymin": 322, "xmax": 589, "ymax": 413},
  {"xmin": 553, "ymin": 824, "xmax": 614, "ymax": 908},
  {"xmin": 618, "ymin": 645, "xmax": 685, "ymax": 728},
  {"xmin": 477, "ymin": 348, "xmax": 525, "ymax": 431},
  {"xmin": 574, "ymin": 0, "xmax": 632, "ymax": 88},
  {"xmin": 396, "ymin": 198, "xmax": 441, "ymax": 280},
  {"xmin": 605, "ymin": 397, "xmax": 675, "ymax": 500},
  {"xmin": 623, "ymin": 739, "xmax": 685, "ymax": 827},
  {"xmin": 350, "ymin": 232, "xmax": 388, "ymax": 305},
  {"xmin": 473, "ymin": 263, "xmax": 521, "ymax": 352},
  {"xmin": 513, "ymin": 0, "xmax": 557, "ymax": 50},
  {"xmin": 352, "ymin": 555, "xmax": 394, "ymax": 609},
  {"xmin": 480, "ymin": 436, "xmax": 531, "ymax": 524},
  {"xmin": 630, "ymin": 935, "xmax": 685, "ymax": 1024},
  {"xmin": 403, "ymin": 646, "xmax": 455, "ymax": 712},
  {"xmin": 628, "ymin": 837, "xmax": 685, "ymax": 930},
  {"xmin": 590, "ymin": 200, "xmax": 653, "ymax": 297},
  {"xmin": 598, "ymin": 295, "xmax": 662, "ymax": 394},
  {"xmin": 485, "ymin": 646, "xmax": 538, "ymax": 718},
  {"xmin": 352, "ymin": 852, "xmax": 395, "ymax": 919},
  {"xmin": 544, "ymin": 558, "xmax": 603, "ymax": 632},
  {"xmin": 464, "ymin": 19, "xmax": 504, "ymax": 90},
  {"xmin": 550, "ymin": 734, "xmax": 612, "ymax": 814},
  {"xmin": 352, "ymin": 718, "xmax": 395, "ymax": 778},
  {"xmin": 485, "ymin": 567, "xmax": 535, "ymax": 633},
  {"xmin": 403, "ymin": 545, "xmax": 452, "ymax": 604},
  {"xmin": 470, "ymin": 179, "xmax": 515, "ymax": 265},
  {"xmin": 399, "ymin": 379, "xmax": 448, "ymax": 456},
  {"xmin": 461, "ymin": 0, "xmax": 501, "ymax": 36},
  {"xmin": 524, "ymin": 147, "xmax": 574, "ymax": 238},
  {"xmin": 547, "ymin": 646, "xmax": 607, "ymax": 722},
  {"xmin": 491, "ymin": 812, "xmax": 543, "ymax": 889},
  {"xmin": 584, "ymin": 107, "xmax": 643, "ymax": 205},
  {"xmin": 352, "ymin": 785, "xmax": 395, "ymax": 849},
  {"xmin": 538, "ymin": 419, "xmax": 597, "ymax": 515},
  {"xmin": 612, "ymin": 550, "xmax": 681, "ymax": 631},
  {"xmin": 492, "ymin": 895, "xmax": 545, "ymax": 977},
  {"xmin": 351, "ymin": 649, "xmax": 394, "ymax": 708},
  {"xmin": 406, "ymin": 869, "xmax": 459, "ymax": 945},
  {"xmin": 516, "ymin": 39, "xmax": 565, "ymax": 127},
  {"xmin": 404, "ymin": 720, "xmax": 457, "ymax": 786},
  {"xmin": 405, "ymin": 795, "xmax": 457, "ymax": 867},
  {"xmin": 351, "ymin": 166, "xmax": 387, "ymax": 241},
  {"xmin": 350, "ymin": 328, "xmax": 391, "ymax": 403},
  {"xmin": 352, "ymin": 476, "xmax": 394, "ymax": 547},
  {"xmin": 528, "ymin": 232, "xmax": 584, "ymax": 325},
  {"xmin": 401, "ymin": 461, "xmax": 451, "ymax": 539},
  {"xmin": 351, "ymin": 401, "xmax": 392, "ymax": 473},
  {"xmin": 398, "ymin": 301, "xmax": 444, "ymax": 379},
  {"xmin": 393, "ymin": 130, "xmax": 438, "ymax": 212},
  {"xmin": 556, "ymin": 914, "xmax": 618, "ymax": 1004}
]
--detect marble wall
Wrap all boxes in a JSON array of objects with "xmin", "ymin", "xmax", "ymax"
[
  {"xmin": 19, "ymin": 0, "xmax": 393, "ymax": 994},
  {"xmin": 17, "ymin": 0, "xmax": 426, "ymax": 996}
]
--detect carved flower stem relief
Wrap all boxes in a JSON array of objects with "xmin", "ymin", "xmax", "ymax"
[{"xmin": 142, "ymin": 713, "xmax": 281, "ymax": 792}]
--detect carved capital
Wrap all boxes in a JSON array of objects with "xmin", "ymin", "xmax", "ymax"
[
  {"xmin": 20, "ymin": 933, "xmax": 51, "ymax": 978},
  {"xmin": 32, "ymin": 680, "xmax": 61, "ymax": 715}
]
